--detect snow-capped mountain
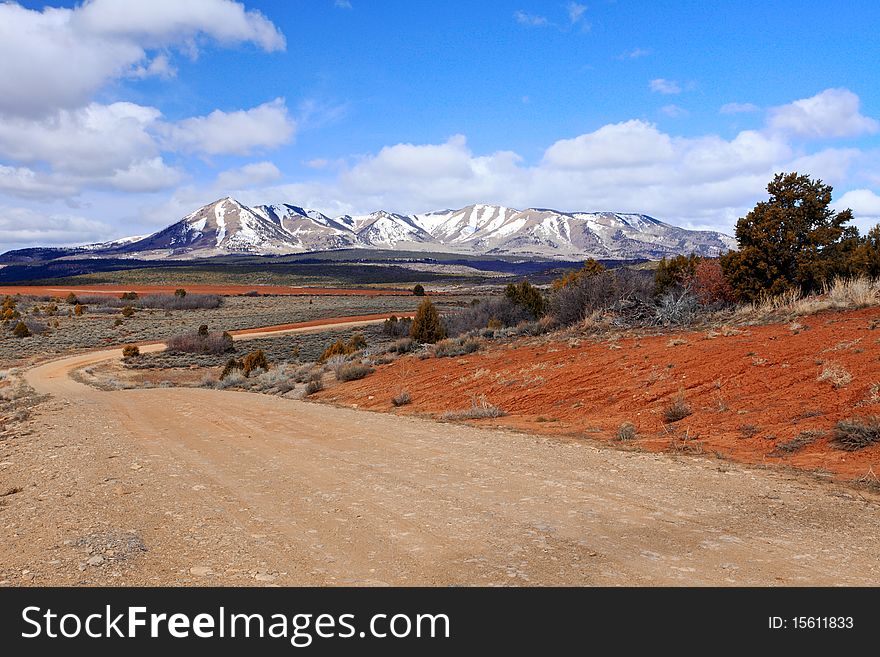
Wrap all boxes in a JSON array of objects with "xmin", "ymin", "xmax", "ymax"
[{"xmin": 0, "ymin": 197, "xmax": 737, "ymax": 261}]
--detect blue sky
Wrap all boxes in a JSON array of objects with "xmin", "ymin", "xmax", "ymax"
[{"xmin": 1, "ymin": 0, "xmax": 879, "ymax": 251}]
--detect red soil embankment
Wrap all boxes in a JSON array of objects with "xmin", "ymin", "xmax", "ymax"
[
  {"xmin": 0, "ymin": 284, "xmax": 410, "ymax": 297},
  {"xmin": 318, "ymin": 306, "xmax": 880, "ymax": 480}
]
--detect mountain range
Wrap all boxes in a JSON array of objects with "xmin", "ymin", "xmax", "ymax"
[{"xmin": 1, "ymin": 197, "xmax": 736, "ymax": 262}]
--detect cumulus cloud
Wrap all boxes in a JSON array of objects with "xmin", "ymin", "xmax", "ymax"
[
  {"xmin": 835, "ymin": 189, "xmax": 880, "ymax": 231},
  {"xmin": 768, "ymin": 88, "xmax": 879, "ymax": 139},
  {"xmin": 0, "ymin": 0, "xmax": 284, "ymax": 117},
  {"xmin": 0, "ymin": 206, "xmax": 113, "ymax": 247},
  {"xmin": 216, "ymin": 161, "xmax": 282, "ymax": 189},
  {"xmin": 649, "ymin": 78, "xmax": 681, "ymax": 94},
  {"xmin": 543, "ymin": 120, "xmax": 674, "ymax": 170},
  {"xmin": 720, "ymin": 102, "xmax": 759, "ymax": 114},
  {"xmin": 158, "ymin": 99, "xmax": 296, "ymax": 156}
]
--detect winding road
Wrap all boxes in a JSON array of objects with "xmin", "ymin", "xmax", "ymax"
[{"xmin": 4, "ymin": 315, "xmax": 880, "ymax": 586}]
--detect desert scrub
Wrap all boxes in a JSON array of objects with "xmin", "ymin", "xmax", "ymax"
[
  {"xmin": 166, "ymin": 328, "xmax": 234, "ymax": 355},
  {"xmin": 335, "ymin": 362, "xmax": 374, "ymax": 381},
  {"xmin": 616, "ymin": 422, "xmax": 638, "ymax": 441},
  {"xmin": 441, "ymin": 394, "xmax": 506, "ymax": 420},
  {"xmin": 831, "ymin": 416, "xmax": 880, "ymax": 451},
  {"xmin": 392, "ymin": 391, "xmax": 411, "ymax": 406},
  {"xmin": 663, "ymin": 390, "xmax": 692, "ymax": 423},
  {"xmin": 817, "ymin": 362, "xmax": 852, "ymax": 389},
  {"xmin": 304, "ymin": 378, "xmax": 324, "ymax": 396},
  {"xmin": 319, "ymin": 333, "xmax": 367, "ymax": 362},
  {"xmin": 122, "ymin": 345, "xmax": 140, "ymax": 359},
  {"xmin": 430, "ymin": 337, "xmax": 480, "ymax": 358},
  {"xmin": 242, "ymin": 349, "xmax": 269, "ymax": 376},
  {"xmin": 772, "ymin": 430, "xmax": 825, "ymax": 454},
  {"xmin": 12, "ymin": 321, "xmax": 31, "ymax": 338}
]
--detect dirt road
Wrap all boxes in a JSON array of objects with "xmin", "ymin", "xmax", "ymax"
[{"xmin": 3, "ymin": 325, "xmax": 880, "ymax": 586}]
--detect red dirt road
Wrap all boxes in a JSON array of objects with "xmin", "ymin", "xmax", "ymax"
[{"xmin": 0, "ymin": 284, "xmax": 411, "ymax": 297}]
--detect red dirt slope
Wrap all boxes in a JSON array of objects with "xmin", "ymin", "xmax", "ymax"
[{"xmin": 318, "ymin": 307, "xmax": 880, "ymax": 480}]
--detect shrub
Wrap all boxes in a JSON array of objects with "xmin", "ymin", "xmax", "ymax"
[
  {"xmin": 66, "ymin": 292, "xmax": 78, "ymax": 305},
  {"xmin": 336, "ymin": 363, "xmax": 374, "ymax": 381},
  {"xmin": 122, "ymin": 345, "xmax": 140, "ymax": 359},
  {"xmin": 387, "ymin": 338, "xmax": 415, "ymax": 354},
  {"xmin": 220, "ymin": 358, "xmax": 243, "ymax": 380},
  {"xmin": 831, "ymin": 416, "xmax": 880, "ymax": 451},
  {"xmin": 304, "ymin": 379, "xmax": 324, "ymax": 396},
  {"xmin": 552, "ymin": 258, "xmax": 606, "ymax": 290},
  {"xmin": 319, "ymin": 333, "xmax": 367, "ymax": 362},
  {"xmin": 683, "ymin": 259, "xmax": 735, "ymax": 306},
  {"xmin": 505, "ymin": 279, "xmax": 545, "ymax": 318},
  {"xmin": 412, "ymin": 284, "xmax": 426, "ymax": 296},
  {"xmin": 24, "ymin": 318, "xmax": 48, "ymax": 334},
  {"xmin": 663, "ymin": 390, "xmax": 692, "ymax": 423},
  {"xmin": 166, "ymin": 329, "xmax": 234, "ymax": 355},
  {"xmin": 773, "ymin": 430, "xmax": 825, "ymax": 454},
  {"xmin": 198, "ymin": 324, "xmax": 209, "ymax": 337},
  {"xmin": 242, "ymin": 349, "xmax": 269, "ymax": 376},
  {"xmin": 138, "ymin": 294, "xmax": 221, "ymax": 310},
  {"xmin": 441, "ymin": 394, "xmax": 506, "ymax": 420},
  {"xmin": 74, "ymin": 303, "xmax": 85, "ymax": 316},
  {"xmin": 383, "ymin": 315, "xmax": 413, "ymax": 337},
  {"xmin": 392, "ymin": 391, "xmax": 412, "ymax": 406},
  {"xmin": 443, "ymin": 296, "xmax": 531, "ymax": 337},
  {"xmin": 654, "ymin": 254, "xmax": 700, "ymax": 296},
  {"xmin": 410, "ymin": 298, "xmax": 445, "ymax": 343},
  {"xmin": 431, "ymin": 337, "xmax": 480, "ymax": 358},
  {"xmin": 817, "ymin": 362, "xmax": 852, "ymax": 389},
  {"xmin": 120, "ymin": 291, "xmax": 139, "ymax": 301},
  {"xmin": 114, "ymin": 318, "xmax": 123, "ymax": 326},
  {"xmin": 654, "ymin": 290, "xmax": 699, "ymax": 327},
  {"xmin": 2, "ymin": 308, "xmax": 19, "ymax": 321},
  {"xmin": 12, "ymin": 321, "xmax": 31, "ymax": 338},
  {"xmin": 617, "ymin": 422, "xmax": 638, "ymax": 441},
  {"xmin": 174, "ymin": 288, "xmax": 187, "ymax": 298},
  {"xmin": 121, "ymin": 306, "xmax": 135, "ymax": 317},
  {"xmin": 549, "ymin": 269, "xmax": 653, "ymax": 326}
]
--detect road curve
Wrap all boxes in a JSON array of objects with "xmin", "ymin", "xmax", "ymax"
[{"xmin": 7, "ymin": 318, "xmax": 880, "ymax": 586}]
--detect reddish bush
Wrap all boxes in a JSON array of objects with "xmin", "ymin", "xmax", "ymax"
[{"xmin": 684, "ymin": 259, "xmax": 735, "ymax": 306}]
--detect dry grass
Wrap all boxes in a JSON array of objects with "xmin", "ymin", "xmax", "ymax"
[
  {"xmin": 616, "ymin": 422, "xmax": 638, "ymax": 440},
  {"xmin": 817, "ymin": 362, "xmax": 852, "ymax": 389},
  {"xmin": 663, "ymin": 390, "xmax": 692, "ymax": 423},
  {"xmin": 441, "ymin": 394, "xmax": 506, "ymax": 421}
]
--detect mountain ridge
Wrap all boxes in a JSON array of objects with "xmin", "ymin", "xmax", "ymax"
[{"xmin": 0, "ymin": 197, "xmax": 737, "ymax": 262}]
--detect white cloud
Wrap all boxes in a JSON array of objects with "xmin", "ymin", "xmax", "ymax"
[
  {"xmin": 0, "ymin": 102, "xmax": 161, "ymax": 176},
  {"xmin": 649, "ymin": 78, "xmax": 682, "ymax": 95},
  {"xmin": 660, "ymin": 104, "xmax": 688, "ymax": 118},
  {"xmin": 720, "ymin": 102, "xmax": 759, "ymax": 114},
  {"xmin": 0, "ymin": 0, "xmax": 284, "ymax": 117},
  {"xmin": 216, "ymin": 161, "xmax": 282, "ymax": 189},
  {"xmin": 514, "ymin": 11, "xmax": 549, "ymax": 27},
  {"xmin": 618, "ymin": 47, "xmax": 651, "ymax": 60},
  {"xmin": 768, "ymin": 88, "xmax": 879, "ymax": 138},
  {"xmin": 334, "ymin": 0, "xmax": 353, "ymax": 8},
  {"xmin": 0, "ymin": 166, "xmax": 78, "ymax": 200},
  {"xmin": 0, "ymin": 206, "xmax": 113, "ymax": 247},
  {"xmin": 542, "ymin": 120, "xmax": 674, "ymax": 170},
  {"xmin": 158, "ymin": 99, "xmax": 295, "ymax": 156},
  {"xmin": 567, "ymin": 2, "xmax": 587, "ymax": 24},
  {"xmin": 834, "ymin": 189, "xmax": 880, "ymax": 223}
]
